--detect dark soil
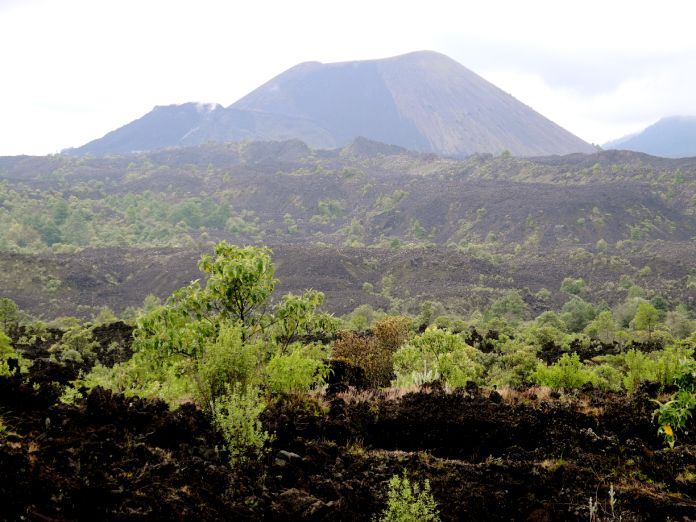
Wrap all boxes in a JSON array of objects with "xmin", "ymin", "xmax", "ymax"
[{"xmin": 2, "ymin": 355, "xmax": 696, "ymax": 521}]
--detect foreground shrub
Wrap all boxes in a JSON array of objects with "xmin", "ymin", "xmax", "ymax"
[
  {"xmin": 196, "ymin": 323, "xmax": 263, "ymax": 406},
  {"xmin": 212, "ymin": 383, "xmax": 269, "ymax": 466},
  {"xmin": 592, "ymin": 363, "xmax": 624, "ymax": 392},
  {"xmin": 375, "ymin": 472, "xmax": 440, "ymax": 522},
  {"xmin": 653, "ymin": 357, "xmax": 696, "ymax": 448},
  {"xmin": 265, "ymin": 343, "xmax": 329, "ymax": 394}
]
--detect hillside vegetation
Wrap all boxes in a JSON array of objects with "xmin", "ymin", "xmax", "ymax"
[{"xmin": 1, "ymin": 140, "xmax": 695, "ymax": 318}]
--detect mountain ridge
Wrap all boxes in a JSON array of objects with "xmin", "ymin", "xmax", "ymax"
[
  {"xmin": 605, "ymin": 115, "xmax": 696, "ymax": 158},
  {"xmin": 67, "ymin": 51, "xmax": 594, "ymax": 157}
]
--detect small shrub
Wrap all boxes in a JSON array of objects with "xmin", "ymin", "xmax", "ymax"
[
  {"xmin": 531, "ymin": 353, "xmax": 595, "ymax": 389},
  {"xmin": 0, "ymin": 330, "xmax": 29, "ymax": 376},
  {"xmin": 653, "ymin": 389, "xmax": 696, "ymax": 448},
  {"xmin": 560, "ymin": 277, "xmax": 586, "ymax": 296},
  {"xmin": 49, "ymin": 326, "xmax": 99, "ymax": 368},
  {"xmin": 653, "ymin": 357, "xmax": 696, "ymax": 448},
  {"xmin": 375, "ymin": 472, "xmax": 440, "ymax": 522},
  {"xmin": 373, "ymin": 316, "xmax": 413, "ymax": 352},
  {"xmin": 212, "ymin": 383, "xmax": 269, "ymax": 466},
  {"xmin": 59, "ymin": 384, "xmax": 83, "ymax": 406},
  {"xmin": 535, "ymin": 288, "xmax": 552, "ymax": 301},
  {"xmin": 622, "ymin": 349, "xmax": 657, "ymax": 393},
  {"xmin": 487, "ymin": 340, "xmax": 541, "ymax": 388},
  {"xmin": 333, "ymin": 331, "xmax": 394, "ymax": 388},
  {"xmin": 196, "ymin": 323, "xmax": 262, "ymax": 406},
  {"xmin": 591, "ymin": 364, "xmax": 624, "ymax": 392},
  {"xmin": 265, "ymin": 343, "xmax": 328, "ymax": 394}
]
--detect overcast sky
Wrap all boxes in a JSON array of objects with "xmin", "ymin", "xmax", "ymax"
[{"xmin": 1, "ymin": 0, "xmax": 695, "ymax": 156}]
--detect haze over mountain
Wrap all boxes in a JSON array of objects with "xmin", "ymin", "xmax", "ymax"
[
  {"xmin": 68, "ymin": 51, "xmax": 595, "ymax": 157},
  {"xmin": 605, "ymin": 116, "xmax": 696, "ymax": 158}
]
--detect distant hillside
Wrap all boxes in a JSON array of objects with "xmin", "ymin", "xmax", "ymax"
[
  {"xmin": 68, "ymin": 51, "xmax": 594, "ymax": 157},
  {"xmin": 3, "ymin": 140, "xmax": 696, "ymax": 318},
  {"xmin": 605, "ymin": 116, "xmax": 696, "ymax": 158},
  {"xmin": 4, "ymin": 139, "xmax": 696, "ymax": 254}
]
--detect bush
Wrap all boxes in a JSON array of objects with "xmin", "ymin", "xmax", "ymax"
[
  {"xmin": 196, "ymin": 323, "xmax": 263, "ymax": 406},
  {"xmin": 622, "ymin": 349, "xmax": 657, "ymax": 393},
  {"xmin": 375, "ymin": 472, "xmax": 440, "ymax": 522},
  {"xmin": 0, "ymin": 330, "xmax": 29, "ymax": 376},
  {"xmin": 521, "ymin": 324, "xmax": 569, "ymax": 349},
  {"xmin": 212, "ymin": 383, "xmax": 269, "ymax": 466},
  {"xmin": 652, "ymin": 357, "xmax": 696, "ymax": 447},
  {"xmin": 344, "ymin": 304, "xmax": 383, "ymax": 331},
  {"xmin": 487, "ymin": 339, "xmax": 541, "ymax": 388},
  {"xmin": 561, "ymin": 298, "xmax": 597, "ymax": 333},
  {"xmin": 560, "ymin": 277, "xmax": 586, "ymax": 296},
  {"xmin": 531, "ymin": 353, "xmax": 595, "ymax": 389},
  {"xmin": 265, "ymin": 343, "xmax": 328, "ymax": 394},
  {"xmin": 333, "ymin": 331, "xmax": 394, "ymax": 388},
  {"xmin": 49, "ymin": 325, "xmax": 99, "ymax": 368},
  {"xmin": 373, "ymin": 316, "xmax": 413, "ymax": 351},
  {"xmin": 653, "ymin": 344, "xmax": 695, "ymax": 388},
  {"xmin": 392, "ymin": 329, "xmax": 483, "ymax": 388},
  {"xmin": 591, "ymin": 364, "xmax": 624, "ymax": 392},
  {"xmin": 487, "ymin": 291, "xmax": 529, "ymax": 325}
]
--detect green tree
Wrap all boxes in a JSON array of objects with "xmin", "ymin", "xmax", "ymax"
[
  {"xmin": 665, "ymin": 305, "xmax": 695, "ymax": 339},
  {"xmin": 560, "ymin": 277, "xmax": 586, "ymax": 296},
  {"xmin": 633, "ymin": 302, "xmax": 660, "ymax": 339},
  {"xmin": 0, "ymin": 298, "xmax": 19, "ymax": 332},
  {"xmin": 584, "ymin": 310, "xmax": 617, "ymax": 344},
  {"xmin": 273, "ymin": 289, "xmax": 332, "ymax": 352},
  {"xmin": 561, "ymin": 297, "xmax": 597, "ymax": 333},
  {"xmin": 488, "ymin": 290, "xmax": 529, "ymax": 325},
  {"xmin": 197, "ymin": 241, "xmax": 277, "ymax": 332},
  {"xmin": 129, "ymin": 241, "xmax": 328, "ymax": 408}
]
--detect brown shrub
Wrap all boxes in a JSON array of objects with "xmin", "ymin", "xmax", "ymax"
[
  {"xmin": 372, "ymin": 316, "xmax": 413, "ymax": 352},
  {"xmin": 332, "ymin": 317, "xmax": 412, "ymax": 388},
  {"xmin": 332, "ymin": 331, "xmax": 392, "ymax": 388}
]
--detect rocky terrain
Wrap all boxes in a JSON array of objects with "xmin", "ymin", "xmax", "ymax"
[{"xmin": 1, "ymin": 332, "xmax": 695, "ymax": 521}]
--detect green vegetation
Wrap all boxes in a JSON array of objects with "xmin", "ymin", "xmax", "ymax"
[
  {"xmin": 375, "ymin": 472, "xmax": 440, "ymax": 522},
  {"xmin": 392, "ymin": 329, "xmax": 482, "ymax": 387},
  {"xmin": 1, "ymin": 144, "xmax": 695, "ymax": 257},
  {"xmin": 2, "ymin": 239, "xmax": 695, "ymax": 461},
  {"xmin": 0, "ymin": 297, "xmax": 19, "ymax": 331},
  {"xmin": 65, "ymin": 242, "xmax": 334, "ymax": 464},
  {"xmin": 653, "ymin": 354, "xmax": 696, "ymax": 448},
  {"xmin": 0, "ymin": 327, "xmax": 29, "ymax": 376}
]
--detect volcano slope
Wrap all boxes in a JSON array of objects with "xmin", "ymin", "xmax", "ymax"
[{"xmin": 1, "ymin": 334, "xmax": 696, "ymax": 521}]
